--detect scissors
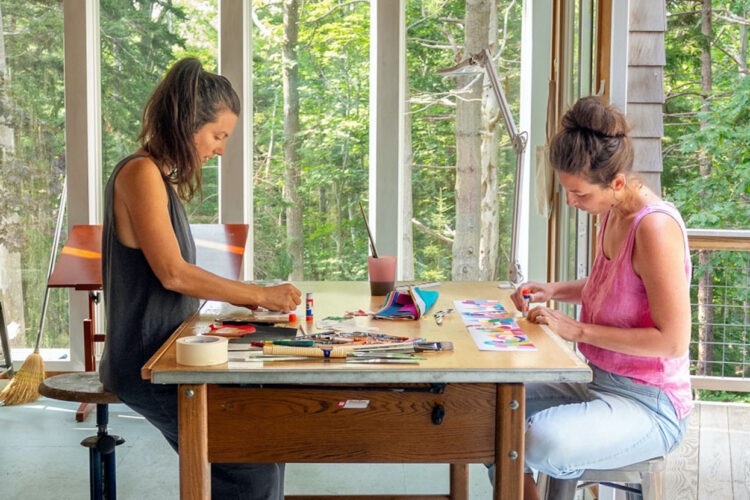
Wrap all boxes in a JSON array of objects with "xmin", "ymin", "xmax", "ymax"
[{"xmin": 432, "ymin": 308, "xmax": 454, "ymax": 326}]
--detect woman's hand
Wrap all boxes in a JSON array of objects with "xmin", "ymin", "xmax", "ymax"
[
  {"xmin": 510, "ymin": 282, "xmax": 555, "ymax": 312},
  {"xmin": 528, "ymin": 306, "xmax": 584, "ymax": 342},
  {"xmin": 256, "ymin": 283, "xmax": 302, "ymax": 313}
]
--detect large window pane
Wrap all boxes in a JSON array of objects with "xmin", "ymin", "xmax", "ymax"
[
  {"xmin": 0, "ymin": 1, "xmax": 68, "ymax": 359},
  {"xmin": 100, "ymin": 0, "xmax": 219, "ymax": 223},
  {"xmin": 406, "ymin": 0, "xmax": 522, "ymax": 281},
  {"xmin": 252, "ymin": 0, "xmax": 370, "ymax": 280}
]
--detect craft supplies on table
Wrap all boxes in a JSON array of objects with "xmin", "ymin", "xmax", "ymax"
[
  {"xmin": 454, "ymin": 299, "xmax": 536, "ymax": 351},
  {"xmin": 373, "ymin": 286, "xmax": 439, "ymax": 320},
  {"xmin": 176, "ymin": 336, "xmax": 229, "ymax": 366}
]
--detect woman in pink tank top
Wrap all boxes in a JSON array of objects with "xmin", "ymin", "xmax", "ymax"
[{"xmin": 499, "ymin": 97, "xmax": 693, "ymax": 500}]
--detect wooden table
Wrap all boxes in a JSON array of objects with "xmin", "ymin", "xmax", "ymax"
[
  {"xmin": 48, "ymin": 223, "xmax": 248, "ymax": 420},
  {"xmin": 142, "ymin": 281, "xmax": 591, "ymax": 500}
]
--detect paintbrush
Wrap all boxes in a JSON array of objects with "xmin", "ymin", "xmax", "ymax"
[{"xmin": 359, "ymin": 201, "xmax": 379, "ymax": 258}]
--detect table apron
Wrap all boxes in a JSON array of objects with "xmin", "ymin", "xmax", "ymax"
[{"xmin": 205, "ymin": 383, "xmax": 500, "ymax": 463}]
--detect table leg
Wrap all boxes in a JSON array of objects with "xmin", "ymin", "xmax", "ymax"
[
  {"xmin": 449, "ymin": 464, "xmax": 469, "ymax": 500},
  {"xmin": 179, "ymin": 384, "xmax": 210, "ymax": 500},
  {"xmin": 494, "ymin": 383, "xmax": 525, "ymax": 500}
]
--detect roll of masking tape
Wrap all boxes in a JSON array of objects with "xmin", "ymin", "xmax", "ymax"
[{"xmin": 176, "ymin": 335, "xmax": 228, "ymax": 366}]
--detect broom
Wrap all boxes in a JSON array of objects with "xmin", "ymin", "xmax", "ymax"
[{"xmin": 0, "ymin": 176, "xmax": 67, "ymax": 405}]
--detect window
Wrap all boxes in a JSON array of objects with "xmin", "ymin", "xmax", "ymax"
[
  {"xmin": 252, "ymin": 0, "xmax": 370, "ymax": 280},
  {"xmin": 406, "ymin": 0, "xmax": 523, "ymax": 281},
  {"xmin": 0, "ymin": 1, "xmax": 68, "ymax": 361},
  {"xmin": 100, "ymin": 0, "xmax": 219, "ymax": 223}
]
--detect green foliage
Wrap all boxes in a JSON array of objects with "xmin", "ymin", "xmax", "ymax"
[
  {"xmin": 252, "ymin": 0, "xmax": 371, "ymax": 280},
  {"xmin": 406, "ymin": 0, "xmax": 522, "ymax": 280},
  {"xmin": 697, "ymin": 390, "xmax": 750, "ymax": 403},
  {"xmin": 664, "ymin": 1, "xmax": 750, "ymax": 401}
]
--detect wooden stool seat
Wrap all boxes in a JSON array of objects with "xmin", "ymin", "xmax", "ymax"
[{"xmin": 39, "ymin": 372, "xmax": 120, "ymax": 405}]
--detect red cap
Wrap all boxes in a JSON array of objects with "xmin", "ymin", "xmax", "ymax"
[
  {"xmin": 522, "ymin": 289, "xmax": 531, "ymax": 295},
  {"xmin": 288, "ymin": 313, "xmax": 297, "ymax": 323}
]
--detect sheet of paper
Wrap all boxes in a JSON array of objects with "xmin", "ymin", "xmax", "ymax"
[{"xmin": 454, "ymin": 300, "xmax": 536, "ymax": 351}]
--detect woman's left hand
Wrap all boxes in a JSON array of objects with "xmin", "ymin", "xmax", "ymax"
[{"xmin": 528, "ymin": 306, "xmax": 583, "ymax": 342}]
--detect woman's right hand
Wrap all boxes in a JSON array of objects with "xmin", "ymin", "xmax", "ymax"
[
  {"xmin": 510, "ymin": 282, "xmax": 555, "ymax": 312},
  {"xmin": 256, "ymin": 283, "xmax": 302, "ymax": 313}
]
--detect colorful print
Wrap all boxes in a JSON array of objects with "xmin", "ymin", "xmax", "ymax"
[{"xmin": 454, "ymin": 300, "xmax": 536, "ymax": 351}]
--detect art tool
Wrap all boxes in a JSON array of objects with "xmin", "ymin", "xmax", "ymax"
[
  {"xmin": 346, "ymin": 358, "xmax": 420, "ymax": 364},
  {"xmin": 176, "ymin": 336, "xmax": 228, "ymax": 366},
  {"xmin": 359, "ymin": 201, "xmax": 379, "ymax": 258},
  {"xmin": 306, "ymin": 292, "xmax": 314, "ymax": 322},
  {"xmin": 348, "ymin": 352, "xmax": 425, "ymax": 360},
  {"xmin": 249, "ymin": 340, "xmax": 315, "ymax": 347},
  {"xmin": 395, "ymin": 281, "xmax": 441, "ymax": 292},
  {"xmin": 348, "ymin": 340, "xmax": 452, "ymax": 354},
  {"xmin": 263, "ymin": 345, "xmax": 348, "ymax": 358},
  {"xmin": 432, "ymin": 308, "xmax": 454, "ymax": 326},
  {"xmin": 216, "ymin": 312, "xmax": 296, "ymax": 324},
  {"xmin": 522, "ymin": 289, "xmax": 531, "ymax": 318}
]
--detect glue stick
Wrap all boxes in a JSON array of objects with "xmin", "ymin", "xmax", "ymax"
[
  {"xmin": 522, "ymin": 289, "xmax": 531, "ymax": 318},
  {"xmin": 305, "ymin": 292, "xmax": 314, "ymax": 322}
]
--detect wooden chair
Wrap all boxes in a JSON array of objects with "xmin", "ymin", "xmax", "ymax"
[
  {"xmin": 537, "ymin": 456, "xmax": 665, "ymax": 500},
  {"xmin": 39, "ymin": 372, "xmax": 124, "ymax": 500}
]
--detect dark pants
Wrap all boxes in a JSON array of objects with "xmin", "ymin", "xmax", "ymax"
[{"xmin": 121, "ymin": 382, "xmax": 285, "ymax": 499}]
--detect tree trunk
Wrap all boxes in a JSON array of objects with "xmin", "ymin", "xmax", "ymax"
[
  {"xmin": 479, "ymin": 1, "xmax": 500, "ymax": 281},
  {"xmin": 401, "ymin": 52, "xmax": 415, "ymax": 280},
  {"xmin": 453, "ymin": 0, "xmax": 490, "ymax": 281},
  {"xmin": 0, "ymin": 5, "xmax": 27, "ymax": 341},
  {"xmin": 696, "ymin": 0, "xmax": 714, "ymax": 375},
  {"xmin": 283, "ymin": 0, "xmax": 303, "ymax": 280}
]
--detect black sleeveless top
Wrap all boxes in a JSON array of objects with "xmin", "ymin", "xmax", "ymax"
[{"xmin": 99, "ymin": 154, "xmax": 199, "ymax": 396}]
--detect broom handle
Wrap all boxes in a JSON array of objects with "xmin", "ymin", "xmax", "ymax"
[{"xmin": 34, "ymin": 176, "xmax": 67, "ymax": 352}]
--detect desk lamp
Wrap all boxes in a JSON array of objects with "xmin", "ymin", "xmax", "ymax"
[{"xmin": 437, "ymin": 47, "xmax": 528, "ymax": 286}]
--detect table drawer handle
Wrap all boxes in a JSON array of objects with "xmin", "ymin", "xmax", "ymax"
[{"xmin": 431, "ymin": 404, "xmax": 445, "ymax": 425}]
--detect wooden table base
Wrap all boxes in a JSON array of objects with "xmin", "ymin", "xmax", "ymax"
[{"xmin": 177, "ymin": 383, "xmax": 525, "ymax": 500}]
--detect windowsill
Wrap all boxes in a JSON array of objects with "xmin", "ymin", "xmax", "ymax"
[{"xmin": 8, "ymin": 348, "xmax": 82, "ymax": 372}]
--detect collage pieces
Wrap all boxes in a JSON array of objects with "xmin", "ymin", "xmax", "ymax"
[{"xmin": 454, "ymin": 300, "xmax": 536, "ymax": 352}]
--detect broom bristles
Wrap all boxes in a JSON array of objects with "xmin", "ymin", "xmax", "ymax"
[{"xmin": 0, "ymin": 350, "xmax": 45, "ymax": 406}]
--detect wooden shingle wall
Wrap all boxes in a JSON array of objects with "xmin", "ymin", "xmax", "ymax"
[{"xmin": 627, "ymin": 0, "xmax": 666, "ymax": 192}]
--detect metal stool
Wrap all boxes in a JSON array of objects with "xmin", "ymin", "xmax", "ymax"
[
  {"xmin": 537, "ymin": 456, "xmax": 665, "ymax": 500},
  {"xmin": 39, "ymin": 372, "xmax": 124, "ymax": 500}
]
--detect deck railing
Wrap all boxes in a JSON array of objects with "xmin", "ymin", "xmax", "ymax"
[{"xmin": 687, "ymin": 228, "xmax": 750, "ymax": 394}]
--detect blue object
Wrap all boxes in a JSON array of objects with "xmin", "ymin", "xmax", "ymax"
[{"xmin": 374, "ymin": 286, "xmax": 439, "ymax": 320}]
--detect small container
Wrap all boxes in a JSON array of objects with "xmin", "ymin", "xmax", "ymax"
[
  {"xmin": 522, "ymin": 289, "xmax": 531, "ymax": 317},
  {"xmin": 305, "ymin": 292, "xmax": 314, "ymax": 322}
]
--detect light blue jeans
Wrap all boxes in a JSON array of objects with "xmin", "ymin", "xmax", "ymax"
[{"xmin": 489, "ymin": 363, "xmax": 688, "ymax": 482}]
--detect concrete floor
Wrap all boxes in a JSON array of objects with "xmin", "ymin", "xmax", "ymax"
[{"xmin": 0, "ymin": 381, "xmax": 494, "ymax": 499}]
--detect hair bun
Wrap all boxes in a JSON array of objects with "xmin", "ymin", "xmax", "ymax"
[{"xmin": 561, "ymin": 96, "xmax": 629, "ymax": 138}]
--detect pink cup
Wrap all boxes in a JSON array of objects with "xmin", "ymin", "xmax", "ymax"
[{"xmin": 367, "ymin": 256, "xmax": 396, "ymax": 296}]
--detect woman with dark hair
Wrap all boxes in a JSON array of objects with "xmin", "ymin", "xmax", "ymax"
[
  {"xmin": 99, "ymin": 57, "xmax": 301, "ymax": 499},
  {"xmin": 507, "ymin": 97, "xmax": 692, "ymax": 499}
]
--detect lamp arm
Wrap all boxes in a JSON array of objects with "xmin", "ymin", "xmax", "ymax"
[{"xmin": 475, "ymin": 48, "xmax": 528, "ymax": 286}]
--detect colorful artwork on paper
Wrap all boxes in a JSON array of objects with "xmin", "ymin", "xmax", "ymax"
[{"xmin": 454, "ymin": 300, "xmax": 536, "ymax": 351}]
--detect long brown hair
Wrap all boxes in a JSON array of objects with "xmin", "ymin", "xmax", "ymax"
[
  {"xmin": 549, "ymin": 96, "xmax": 633, "ymax": 187},
  {"xmin": 138, "ymin": 57, "xmax": 240, "ymax": 201}
]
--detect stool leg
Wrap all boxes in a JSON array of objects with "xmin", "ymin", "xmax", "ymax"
[
  {"xmin": 537, "ymin": 473, "xmax": 578, "ymax": 500},
  {"xmin": 89, "ymin": 446, "xmax": 103, "ymax": 500},
  {"xmin": 103, "ymin": 447, "xmax": 117, "ymax": 500},
  {"xmin": 640, "ymin": 470, "xmax": 663, "ymax": 500}
]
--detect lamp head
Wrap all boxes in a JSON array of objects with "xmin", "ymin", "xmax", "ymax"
[{"xmin": 435, "ymin": 54, "xmax": 485, "ymax": 77}]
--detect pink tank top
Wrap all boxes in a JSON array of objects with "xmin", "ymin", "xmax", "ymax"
[{"xmin": 579, "ymin": 202, "xmax": 693, "ymax": 419}]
